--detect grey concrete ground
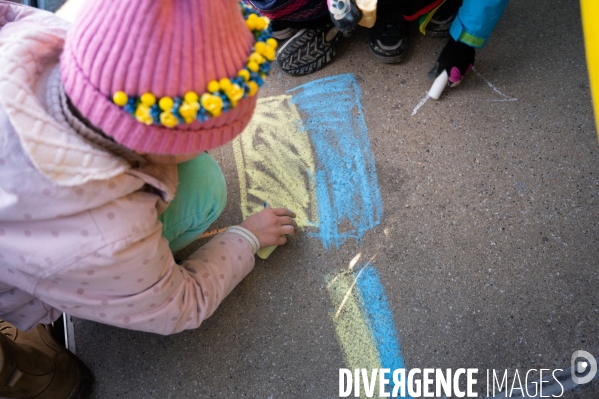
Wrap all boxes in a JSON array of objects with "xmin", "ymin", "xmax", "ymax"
[{"xmin": 51, "ymin": 0, "xmax": 599, "ymax": 397}]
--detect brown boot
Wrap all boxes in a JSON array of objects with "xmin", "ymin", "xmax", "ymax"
[{"xmin": 0, "ymin": 320, "xmax": 93, "ymax": 398}]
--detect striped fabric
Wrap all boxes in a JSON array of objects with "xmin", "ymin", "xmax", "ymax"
[{"xmin": 244, "ymin": 0, "xmax": 327, "ymax": 21}]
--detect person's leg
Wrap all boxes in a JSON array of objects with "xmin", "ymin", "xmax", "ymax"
[
  {"xmin": 245, "ymin": 0, "xmax": 341, "ymax": 76},
  {"xmin": 367, "ymin": 0, "xmax": 462, "ymax": 62},
  {"xmin": 0, "ymin": 320, "xmax": 93, "ymax": 399},
  {"xmin": 158, "ymin": 153, "xmax": 227, "ymax": 253}
]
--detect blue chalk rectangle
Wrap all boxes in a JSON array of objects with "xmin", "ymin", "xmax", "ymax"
[
  {"xmin": 288, "ymin": 74, "xmax": 383, "ymax": 250},
  {"xmin": 356, "ymin": 264, "xmax": 412, "ymax": 398}
]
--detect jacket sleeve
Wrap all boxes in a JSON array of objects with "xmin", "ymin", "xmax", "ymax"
[
  {"xmin": 31, "ymin": 193, "xmax": 256, "ymax": 335},
  {"xmin": 0, "ymin": 0, "xmax": 71, "ymax": 32},
  {"xmin": 449, "ymin": 0, "xmax": 510, "ymax": 48}
]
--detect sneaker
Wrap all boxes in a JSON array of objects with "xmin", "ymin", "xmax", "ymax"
[
  {"xmin": 275, "ymin": 22, "xmax": 341, "ymax": 76},
  {"xmin": 272, "ymin": 27, "xmax": 297, "ymax": 41},
  {"xmin": 368, "ymin": 20, "xmax": 409, "ymax": 63},
  {"xmin": 424, "ymin": 4, "xmax": 457, "ymax": 38},
  {"xmin": 0, "ymin": 320, "xmax": 94, "ymax": 398}
]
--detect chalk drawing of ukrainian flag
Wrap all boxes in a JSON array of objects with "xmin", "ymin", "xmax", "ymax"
[
  {"xmin": 232, "ymin": 74, "xmax": 383, "ymax": 250},
  {"xmin": 233, "ymin": 76, "xmax": 409, "ymax": 397},
  {"xmin": 328, "ymin": 264, "xmax": 412, "ymax": 399}
]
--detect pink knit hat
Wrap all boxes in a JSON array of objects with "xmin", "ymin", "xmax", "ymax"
[{"xmin": 61, "ymin": 0, "xmax": 276, "ymax": 155}]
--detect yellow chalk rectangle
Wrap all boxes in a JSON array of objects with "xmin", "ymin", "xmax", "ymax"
[
  {"xmin": 232, "ymin": 95, "xmax": 319, "ymax": 228},
  {"xmin": 327, "ymin": 270, "xmax": 382, "ymax": 398}
]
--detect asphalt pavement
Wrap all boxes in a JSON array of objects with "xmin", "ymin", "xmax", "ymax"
[{"xmin": 43, "ymin": 0, "xmax": 599, "ymax": 397}]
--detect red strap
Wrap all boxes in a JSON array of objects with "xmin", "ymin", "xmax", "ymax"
[{"xmin": 403, "ymin": 0, "xmax": 445, "ymax": 22}]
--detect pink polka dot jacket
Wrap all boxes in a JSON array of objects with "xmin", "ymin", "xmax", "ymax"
[{"xmin": 0, "ymin": 2, "xmax": 257, "ymax": 334}]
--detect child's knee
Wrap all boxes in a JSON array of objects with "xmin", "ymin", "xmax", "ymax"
[{"xmin": 190, "ymin": 153, "xmax": 227, "ymax": 217}]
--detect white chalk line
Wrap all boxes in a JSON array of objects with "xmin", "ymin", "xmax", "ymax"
[
  {"xmin": 333, "ymin": 267, "xmax": 365, "ymax": 319},
  {"xmin": 411, "ymin": 93, "xmax": 430, "ymax": 116},
  {"xmin": 472, "ymin": 66, "xmax": 518, "ymax": 101},
  {"xmin": 410, "ymin": 68, "xmax": 517, "ymax": 115}
]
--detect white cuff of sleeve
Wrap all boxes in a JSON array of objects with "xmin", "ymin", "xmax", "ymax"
[{"xmin": 227, "ymin": 226, "xmax": 260, "ymax": 255}]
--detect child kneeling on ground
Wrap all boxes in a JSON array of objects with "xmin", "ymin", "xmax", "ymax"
[{"xmin": 0, "ymin": 0, "xmax": 295, "ymax": 397}]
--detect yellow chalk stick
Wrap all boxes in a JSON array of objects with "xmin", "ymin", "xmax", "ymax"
[{"xmin": 256, "ymin": 245, "xmax": 277, "ymax": 259}]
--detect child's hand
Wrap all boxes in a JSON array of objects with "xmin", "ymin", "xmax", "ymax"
[
  {"xmin": 428, "ymin": 37, "xmax": 475, "ymax": 87},
  {"xmin": 239, "ymin": 206, "xmax": 297, "ymax": 248}
]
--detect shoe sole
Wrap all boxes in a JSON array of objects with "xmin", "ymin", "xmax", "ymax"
[
  {"xmin": 424, "ymin": 29, "xmax": 450, "ymax": 38},
  {"xmin": 424, "ymin": 17, "xmax": 454, "ymax": 38},
  {"xmin": 273, "ymin": 27, "xmax": 297, "ymax": 41},
  {"xmin": 367, "ymin": 45, "xmax": 408, "ymax": 64},
  {"xmin": 276, "ymin": 27, "xmax": 340, "ymax": 76}
]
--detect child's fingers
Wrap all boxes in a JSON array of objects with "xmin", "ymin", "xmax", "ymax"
[
  {"xmin": 272, "ymin": 207, "xmax": 296, "ymax": 218},
  {"xmin": 280, "ymin": 225, "xmax": 295, "ymax": 236},
  {"xmin": 278, "ymin": 216, "xmax": 297, "ymax": 228}
]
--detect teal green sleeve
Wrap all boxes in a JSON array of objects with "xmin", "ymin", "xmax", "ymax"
[{"xmin": 449, "ymin": 0, "xmax": 510, "ymax": 48}]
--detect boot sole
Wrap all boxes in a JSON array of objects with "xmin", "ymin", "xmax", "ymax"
[
  {"xmin": 367, "ymin": 42, "xmax": 409, "ymax": 64},
  {"xmin": 424, "ymin": 29, "xmax": 450, "ymax": 38},
  {"xmin": 276, "ymin": 27, "xmax": 340, "ymax": 76}
]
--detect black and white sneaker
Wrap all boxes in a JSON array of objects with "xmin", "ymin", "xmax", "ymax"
[
  {"xmin": 368, "ymin": 20, "xmax": 409, "ymax": 64},
  {"xmin": 275, "ymin": 22, "xmax": 341, "ymax": 76},
  {"xmin": 272, "ymin": 27, "xmax": 297, "ymax": 41},
  {"xmin": 424, "ymin": 9, "xmax": 457, "ymax": 38}
]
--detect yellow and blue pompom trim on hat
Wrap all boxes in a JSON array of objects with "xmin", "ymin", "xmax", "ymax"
[{"xmin": 111, "ymin": 2, "xmax": 277, "ymax": 129}]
